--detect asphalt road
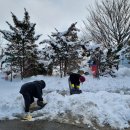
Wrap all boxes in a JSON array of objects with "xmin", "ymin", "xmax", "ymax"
[
  {"xmin": 0, "ymin": 120, "xmax": 95, "ymax": 130},
  {"xmin": 0, "ymin": 120, "xmax": 130, "ymax": 130}
]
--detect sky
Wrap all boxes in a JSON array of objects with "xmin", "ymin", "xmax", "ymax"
[
  {"xmin": 0, "ymin": 65, "xmax": 130, "ymax": 129},
  {"xmin": 0, "ymin": 0, "xmax": 100, "ymax": 40}
]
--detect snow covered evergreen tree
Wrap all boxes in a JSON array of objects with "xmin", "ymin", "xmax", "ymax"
[
  {"xmin": 41, "ymin": 22, "xmax": 83, "ymax": 77},
  {"xmin": 0, "ymin": 9, "xmax": 41, "ymax": 79},
  {"xmin": 81, "ymin": 40, "xmax": 119, "ymax": 77},
  {"xmin": 39, "ymin": 45, "xmax": 54, "ymax": 76},
  {"xmin": 0, "ymin": 34, "xmax": 4, "ymax": 60}
]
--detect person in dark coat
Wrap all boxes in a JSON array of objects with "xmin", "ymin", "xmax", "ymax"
[
  {"xmin": 20, "ymin": 80, "xmax": 46, "ymax": 113},
  {"xmin": 68, "ymin": 73, "xmax": 85, "ymax": 95}
]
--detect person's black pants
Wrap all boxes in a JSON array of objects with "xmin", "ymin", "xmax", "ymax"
[
  {"xmin": 22, "ymin": 93, "xmax": 34, "ymax": 112},
  {"xmin": 68, "ymin": 78, "xmax": 82, "ymax": 95}
]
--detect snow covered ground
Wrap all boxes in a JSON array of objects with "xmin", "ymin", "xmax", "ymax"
[{"xmin": 0, "ymin": 66, "xmax": 130, "ymax": 129}]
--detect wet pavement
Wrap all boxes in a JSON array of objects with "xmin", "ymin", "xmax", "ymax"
[
  {"xmin": 0, "ymin": 120, "xmax": 95, "ymax": 130},
  {"xmin": 0, "ymin": 120, "xmax": 130, "ymax": 130}
]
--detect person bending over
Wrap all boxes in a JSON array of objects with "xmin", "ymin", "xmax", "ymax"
[
  {"xmin": 68, "ymin": 73, "xmax": 85, "ymax": 95},
  {"xmin": 20, "ymin": 80, "xmax": 46, "ymax": 119}
]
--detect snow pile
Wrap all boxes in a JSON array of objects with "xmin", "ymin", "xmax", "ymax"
[
  {"xmin": 115, "ymin": 65, "xmax": 130, "ymax": 77},
  {"xmin": 38, "ymin": 91, "xmax": 130, "ymax": 129},
  {"xmin": 0, "ymin": 66, "xmax": 130, "ymax": 129}
]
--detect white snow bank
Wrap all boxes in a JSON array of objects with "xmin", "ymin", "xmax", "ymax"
[
  {"xmin": 0, "ymin": 66, "xmax": 130, "ymax": 129},
  {"xmin": 115, "ymin": 65, "xmax": 130, "ymax": 77},
  {"xmin": 38, "ymin": 91, "xmax": 130, "ymax": 129}
]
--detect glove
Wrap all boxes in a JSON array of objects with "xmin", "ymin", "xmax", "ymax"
[{"xmin": 37, "ymin": 100, "xmax": 44, "ymax": 107}]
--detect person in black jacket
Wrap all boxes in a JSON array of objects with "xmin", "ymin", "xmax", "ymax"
[
  {"xmin": 20, "ymin": 80, "xmax": 46, "ymax": 113},
  {"xmin": 68, "ymin": 73, "xmax": 85, "ymax": 95}
]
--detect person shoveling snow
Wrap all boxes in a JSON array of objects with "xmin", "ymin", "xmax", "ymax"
[{"xmin": 19, "ymin": 80, "xmax": 47, "ymax": 120}]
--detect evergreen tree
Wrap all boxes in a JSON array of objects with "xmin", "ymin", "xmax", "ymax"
[
  {"xmin": 81, "ymin": 40, "xmax": 119, "ymax": 77},
  {"xmin": 0, "ymin": 34, "xmax": 4, "ymax": 60},
  {"xmin": 41, "ymin": 22, "xmax": 83, "ymax": 77},
  {"xmin": 0, "ymin": 9, "xmax": 41, "ymax": 79}
]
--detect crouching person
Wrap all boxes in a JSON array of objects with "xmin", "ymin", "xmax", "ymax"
[
  {"xmin": 20, "ymin": 80, "xmax": 46, "ymax": 120},
  {"xmin": 68, "ymin": 73, "xmax": 85, "ymax": 95}
]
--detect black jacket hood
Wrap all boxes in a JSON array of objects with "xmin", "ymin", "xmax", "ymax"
[{"xmin": 34, "ymin": 80, "xmax": 46, "ymax": 89}]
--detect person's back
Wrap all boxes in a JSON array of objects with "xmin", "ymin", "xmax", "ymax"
[
  {"xmin": 20, "ymin": 82, "xmax": 36, "ymax": 94},
  {"xmin": 20, "ymin": 81, "xmax": 45, "ymax": 98},
  {"xmin": 69, "ymin": 73, "xmax": 81, "ymax": 86}
]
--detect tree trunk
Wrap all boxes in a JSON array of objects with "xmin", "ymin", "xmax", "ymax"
[
  {"xmin": 10, "ymin": 62, "xmax": 13, "ymax": 82},
  {"xmin": 64, "ymin": 59, "xmax": 68, "ymax": 77}
]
